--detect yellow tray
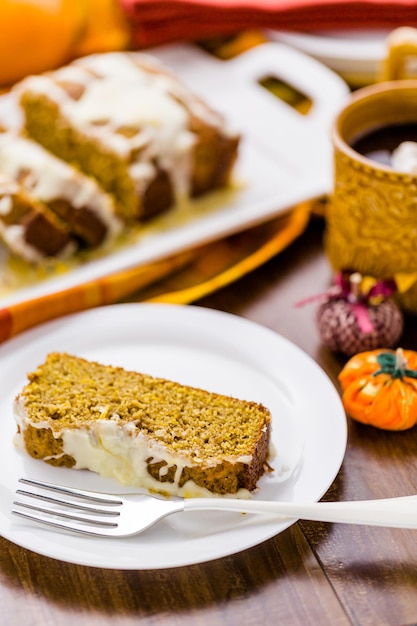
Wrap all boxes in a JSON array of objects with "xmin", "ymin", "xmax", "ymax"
[{"xmin": 0, "ymin": 202, "xmax": 311, "ymax": 342}]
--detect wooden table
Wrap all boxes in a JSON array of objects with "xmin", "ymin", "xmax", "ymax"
[{"xmin": 2, "ymin": 215, "xmax": 417, "ymax": 626}]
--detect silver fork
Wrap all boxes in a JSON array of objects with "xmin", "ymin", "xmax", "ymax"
[{"xmin": 12, "ymin": 478, "xmax": 417, "ymax": 537}]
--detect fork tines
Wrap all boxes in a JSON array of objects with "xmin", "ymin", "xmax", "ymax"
[{"xmin": 12, "ymin": 478, "xmax": 124, "ymax": 536}]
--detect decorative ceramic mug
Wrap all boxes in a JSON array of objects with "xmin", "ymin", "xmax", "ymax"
[{"xmin": 325, "ymin": 27, "xmax": 417, "ymax": 312}]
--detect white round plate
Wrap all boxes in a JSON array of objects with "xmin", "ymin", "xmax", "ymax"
[
  {"xmin": 269, "ymin": 29, "xmax": 391, "ymax": 84},
  {"xmin": 0, "ymin": 303, "xmax": 347, "ymax": 569}
]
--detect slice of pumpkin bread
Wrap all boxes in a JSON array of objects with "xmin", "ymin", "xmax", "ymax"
[
  {"xmin": 0, "ymin": 131, "xmax": 122, "ymax": 250},
  {"xmin": 16, "ymin": 51, "xmax": 240, "ymax": 223},
  {"xmin": 14, "ymin": 352, "xmax": 272, "ymax": 497}
]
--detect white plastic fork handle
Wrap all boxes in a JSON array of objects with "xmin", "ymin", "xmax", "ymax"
[{"xmin": 183, "ymin": 495, "xmax": 417, "ymax": 529}]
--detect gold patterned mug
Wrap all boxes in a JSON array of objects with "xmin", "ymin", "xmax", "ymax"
[{"xmin": 325, "ymin": 27, "xmax": 417, "ymax": 312}]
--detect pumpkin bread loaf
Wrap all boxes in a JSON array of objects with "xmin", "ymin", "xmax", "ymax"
[
  {"xmin": 16, "ymin": 51, "xmax": 240, "ymax": 223},
  {"xmin": 14, "ymin": 352, "xmax": 272, "ymax": 497}
]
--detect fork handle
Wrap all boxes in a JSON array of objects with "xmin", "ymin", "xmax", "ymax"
[{"xmin": 183, "ymin": 495, "xmax": 417, "ymax": 528}]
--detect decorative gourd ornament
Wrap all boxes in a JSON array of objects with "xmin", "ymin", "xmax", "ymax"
[
  {"xmin": 339, "ymin": 348, "xmax": 417, "ymax": 430},
  {"xmin": 316, "ymin": 272, "xmax": 403, "ymax": 356}
]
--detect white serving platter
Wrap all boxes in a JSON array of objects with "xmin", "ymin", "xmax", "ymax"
[{"xmin": 0, "ymin": 42, "xmax": 349, "ymax": 309}]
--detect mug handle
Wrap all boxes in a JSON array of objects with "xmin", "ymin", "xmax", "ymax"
[{"xmin": 382, "ymin": 26, "xmax": 417, "ymax": 81}]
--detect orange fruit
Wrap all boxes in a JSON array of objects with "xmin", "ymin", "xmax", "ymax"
[
  {"xmin": 73, "ymin": 0, "xmax": 129, "ymax": 58},
  {"xmin": 0, "ymin": 0, "xmax": 86, "ymax": 87}
]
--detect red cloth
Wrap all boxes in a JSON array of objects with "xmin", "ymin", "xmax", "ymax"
[{"xmin": 118, "ymin": 0, "xmax": 417, "ymax": 48}]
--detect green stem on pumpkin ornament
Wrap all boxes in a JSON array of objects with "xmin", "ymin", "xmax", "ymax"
[{"xmin": 373, "ymin": 348, "xmax": 417, "ymax": 379}]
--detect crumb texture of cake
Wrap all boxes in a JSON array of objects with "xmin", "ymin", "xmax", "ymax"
[
  {"xmin": 13, "ymin": 352, "xmax": 271, "ymax": 497},
  {"xmin": 16, "ymin": 51, "xmax": 240, "ymax": 222},
  {"xmin": 0, "ymin": 131, "xmax": 122, "ymax": 261}
]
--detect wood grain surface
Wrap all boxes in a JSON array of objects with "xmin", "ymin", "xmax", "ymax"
[{"xmin": 2, "ymin": 216, "xmax": 417, "ymax": 626}]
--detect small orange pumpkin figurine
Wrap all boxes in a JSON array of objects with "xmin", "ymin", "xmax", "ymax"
[{"xmin": 339, "ymin": 348, "xmax": 417, "ymax": 430}]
